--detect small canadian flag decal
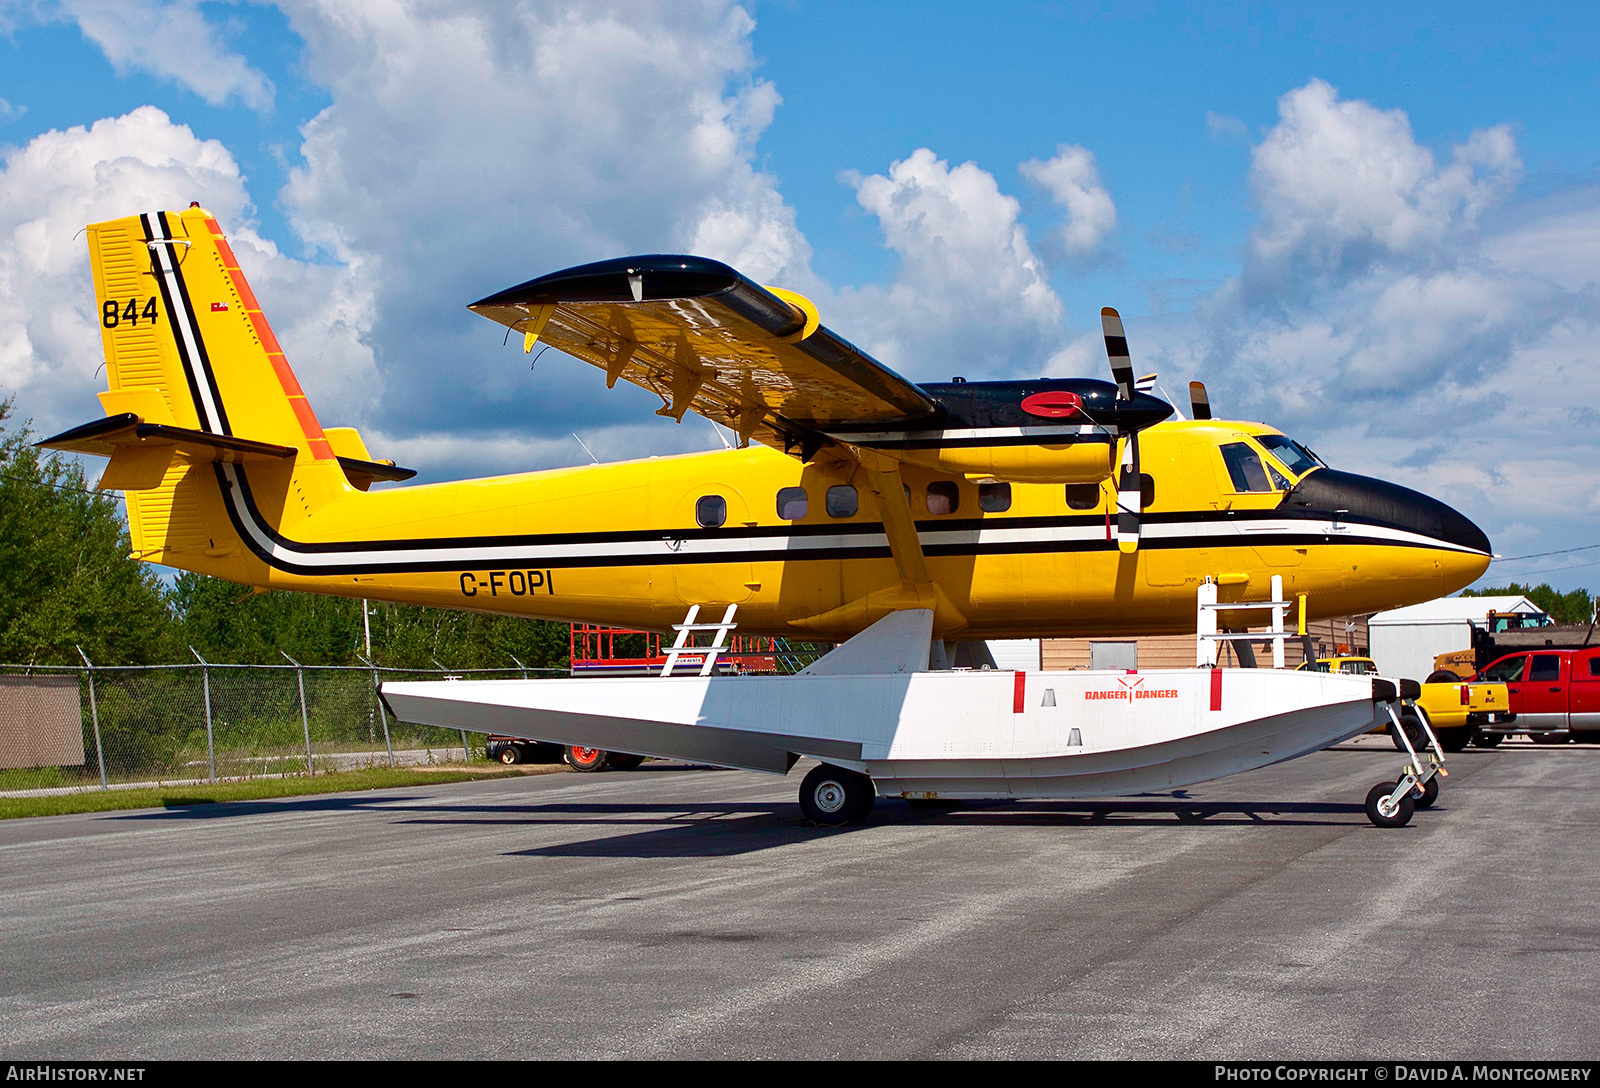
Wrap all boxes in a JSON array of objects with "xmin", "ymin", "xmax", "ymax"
[{"xmin": 211, "ymin": 302, "xmax": 229, "ymax": 312}]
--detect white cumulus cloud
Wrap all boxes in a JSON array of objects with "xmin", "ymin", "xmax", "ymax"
[
  {"xmin": 1247, "ymin": 78, "xmax": 1519, "ymax": 289},
  {"xmin": 1020, "ymin": 143, "xmax": 1117, "ymax": 258},
  {"xmin": 0, "ymin": 106, "xmax": 374, "ymax": 433},
  {"xmin": 18, "ymin": 0, "xmax": 276, "ymax": 110},
  {"xmin": 836, "ymin": 147, "xmax": 1063, "ymax": 379},
  {"xmin": 1160, "ymin": 79, "xmax": 1600, "ymax": 573},
  {"xmin": 260, "ymin": 0, "xmax": 814, "ymax": 460}
]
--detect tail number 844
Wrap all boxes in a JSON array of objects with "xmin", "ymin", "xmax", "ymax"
[{"xmin": 459, "ymin": 570, "xmax": 555, "ymax": 598}]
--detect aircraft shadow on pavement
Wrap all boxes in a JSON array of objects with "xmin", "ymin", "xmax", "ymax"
[
  {"xmin": 109, "ymin": 794, "xmax": 440, "ymax": 820},
  {"xmin": 105, "ymin": 793, "xmax": 1368, "ymax": 854},
  {"xmin": 490, "ymin": 798, "xmax": 1367, "ymax": 858}
]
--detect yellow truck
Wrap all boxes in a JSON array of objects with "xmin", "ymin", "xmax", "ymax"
[
  {"xmin": 1402, "ymin": 677, "xmax": 1514, "ymax": 751},
  {"xmin": 1301, "ymin": 656, "xmax": 1511, "ymax": 751}
]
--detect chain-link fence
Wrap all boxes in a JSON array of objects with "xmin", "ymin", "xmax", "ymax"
[{"xmin": 0, "ymin": 660, "xmax": 565, "ymax": 797}]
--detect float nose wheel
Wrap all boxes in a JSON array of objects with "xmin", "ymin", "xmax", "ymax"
[
  {"xmin": 1365, "ymin": 702, "xmax": 1448, "ymax": 828},
  {"xmin": 799, "ymin": 764, "xmax": 876, "ymax": 825}
]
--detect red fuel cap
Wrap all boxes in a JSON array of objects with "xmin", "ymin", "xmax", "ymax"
[{"xmin": 1020, "ymin": 390, "xmax": 1083, "ymax": 419}]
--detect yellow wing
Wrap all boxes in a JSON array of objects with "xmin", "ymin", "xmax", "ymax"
[{"xmin": 468, "ymin": 255, "xmax": 937, "ymax": 455}]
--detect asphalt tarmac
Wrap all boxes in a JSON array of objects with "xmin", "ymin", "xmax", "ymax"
[{"xmin": 1, "ymin": 736, "xmax": 1597, "ymax": 1060}]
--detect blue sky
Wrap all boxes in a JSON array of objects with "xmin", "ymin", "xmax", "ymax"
[{"xmin": 0, "ymin": 1, "xmax": 1596, "ymax": 593}]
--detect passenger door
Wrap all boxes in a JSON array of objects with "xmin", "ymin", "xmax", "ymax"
[
  {"xmin": 673, "ymin": 485, "xmax": 754, "ymax": 607},
  {"xmin": 1516, "ymin": 653, "xmax": 1568, "ymax": 731},
  {"xmin": 1570, "ymin": 651, "xmax": 1600, "ymax": 730}
]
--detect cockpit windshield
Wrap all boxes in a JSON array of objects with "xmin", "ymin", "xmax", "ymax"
[{"xmin": 1257, "ymin": 434, "xmax": 1324, "ymax": 475}]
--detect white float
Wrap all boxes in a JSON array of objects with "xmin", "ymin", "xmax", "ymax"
[{"xmin": 381, "ymin": 609, "xmax": 1393, "ymax": 808}]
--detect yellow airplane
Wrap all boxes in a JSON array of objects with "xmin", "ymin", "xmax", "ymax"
[{"xmin": 41, "ymin": 206, "xmax": 1491, "ymax": 643}]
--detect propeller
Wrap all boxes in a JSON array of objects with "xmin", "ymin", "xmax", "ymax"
[
  {"xmin": 1100, "ymin": 307, "xmax": 1142, "ymax": 555},
  {"xmin": 1189, "ymin": 380, "xmax": 1212, "ymax": 421}
]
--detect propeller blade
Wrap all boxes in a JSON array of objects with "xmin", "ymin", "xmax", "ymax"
[
  {"xmin": 1189, "ymin": 380, "xmax": 1212, "ymax": 421},
  {"xmin": 1116, "ymin": 432, "xmax": 1141, "ymax": 554},
  {"xmin": 1101, "ymin": 307, "xmax": 1134, "ymax": 400}
]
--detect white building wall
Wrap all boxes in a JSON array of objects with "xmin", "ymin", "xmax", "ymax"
[
  {"xmin": 986, "ymin": 639, "xmax": 1041, "ymax": 671},
  {"xmin": 1368, "ymin": 621, "xmax": 1474, "ymax": 682}
]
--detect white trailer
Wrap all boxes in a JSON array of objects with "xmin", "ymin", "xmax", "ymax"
[{"xmin": 1369, "ymin": 595, "xmax": 1543, "ymax": 682}]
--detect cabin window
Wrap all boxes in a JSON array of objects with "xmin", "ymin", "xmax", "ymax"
[
  {"xmin": 926, "ymin": 481, "xmax": 960, "ymax": 515},
  {"xmin": 1140, "ymin": 473, "xmax": 1156, "ymax": 508},
  {"xmin": 1480, "ymin": 656, "xmax": 1526, "ymax": 683},
  {"xmin": 1220, "ymin": 442, "xmax": 1274, "ymax": 492},
  {"xmin": 979, "ymin": 482, "xmax": 1011, "ymax": 513},
  {"xmin": 1065, "ymin": 483, "xmax": 1100, "ymax": 510},
  {"xmin": 776, "ymin": 486, "xmax": 808, "ymax": 520},
  {"xmin": 695, "ymin": 495, "xmax": 727, "ymax": 528},
  {"xmin": 825, "ymin": 484, "xmax": 858, "ymax": 518},
  {"xmin": 1529, "ymin": 654, "xmax": 1561, "ymax": 682}
]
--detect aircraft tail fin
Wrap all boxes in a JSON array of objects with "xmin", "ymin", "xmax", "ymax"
[{"xmin": 40, "ymin": 206, "xmax": 350, "ymax": 579}]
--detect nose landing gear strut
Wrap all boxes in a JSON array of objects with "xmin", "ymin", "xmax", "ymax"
[{"xmin": 1365, "ymin": 702, "xmax": 1447, "ymax": 828}]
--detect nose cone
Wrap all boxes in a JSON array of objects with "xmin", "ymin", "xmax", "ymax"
[{"xmin": 1281, "ymin": 468, "xmax": 1491, "ymax": 590}]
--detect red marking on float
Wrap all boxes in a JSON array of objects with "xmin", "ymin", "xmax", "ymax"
[
  {"xmin": 1210, "ymin": 668, "xmax": 1223, "ymax": 711},
  {"xmin": 1013, "ymin": 671, "xmax": 1026, "ymax": 714}
]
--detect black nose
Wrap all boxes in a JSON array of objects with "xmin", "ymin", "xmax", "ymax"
[{"xmin": 1280, "ymin": 468, "xmax": 1490, "ymax": 555}]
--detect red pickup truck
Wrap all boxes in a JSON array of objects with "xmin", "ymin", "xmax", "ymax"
[{"xmin": 1476, "ymin": 647, "xmax": 1600, "ymax": 743}]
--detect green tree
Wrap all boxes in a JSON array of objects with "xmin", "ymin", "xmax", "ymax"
[
  {"xmin": 167, "ymin": 573, "xmax": 367, "ymax": 664},
  {"xmin": 1462, "ymin": 583, "xmax": 1595, "ymax": 625},
  {"xmin": 166, "ymin": 575, "xmax": 571, "ymax": 670},
  {"xmin": 0, "ymin": 399, "xmax": 174, "ymax": 664}
]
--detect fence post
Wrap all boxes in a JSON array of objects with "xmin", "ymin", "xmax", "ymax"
[
  {"xmin": 75, "ymin": 646, "xmax": 108, "ymax": 791},
  {"xmin": 190, "ymin": 646, "xmax": 215, "ymax": 783},
  {"xmin": 358, "ymin": 654, "xmax": 395, "ymax": 766},
  {"xmin": 281, "ymin": 652, "xmax": 314, "ymax": 775}
]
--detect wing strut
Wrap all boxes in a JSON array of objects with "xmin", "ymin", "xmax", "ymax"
[{"xmin": 855, "ymin": 449, "xmax": 931, "ymax": 588}]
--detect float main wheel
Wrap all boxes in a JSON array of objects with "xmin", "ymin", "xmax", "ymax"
[
  {"xmin": 566, "ymin": 746, "xmax": 609, "ymax": 772},
  {"xmin": 1365, "ymin": 781, "xmax": 1415, "ymax": 828},
  {"xmin": 799, "ymin": 764, "xmax": 875, "ymax": 825}
]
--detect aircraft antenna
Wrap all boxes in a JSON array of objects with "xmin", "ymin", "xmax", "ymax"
[{"xmin": 572, "ymin": 433, "xmax": 600, "ymax": 464}]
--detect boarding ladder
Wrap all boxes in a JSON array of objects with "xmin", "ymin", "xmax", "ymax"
[
  {"xmin": 661, "ymin": 604, "xmax": 739, "ymax": 677},
  {"xmin": 1195, "ymin": 575, "xmax": 1308, "ymax": 669}
]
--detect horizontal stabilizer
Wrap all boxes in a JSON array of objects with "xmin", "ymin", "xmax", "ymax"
[
  {"xmin": 336, "ymin": 455, "xmax": 418, "ymax": 490},
  {"xmin": 37, "ymin": 413, "xmax": 295, "ymax": 491}
]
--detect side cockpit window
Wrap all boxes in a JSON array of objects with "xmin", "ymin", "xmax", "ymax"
[{"xmin": 1220, "ymin": 442, "xmax": 1274, "ymax": 493}]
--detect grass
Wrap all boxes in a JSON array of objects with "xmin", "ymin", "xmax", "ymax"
[{"xmin": 0, "ymin": 763, "xmax": 567, "ymax": 820}]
